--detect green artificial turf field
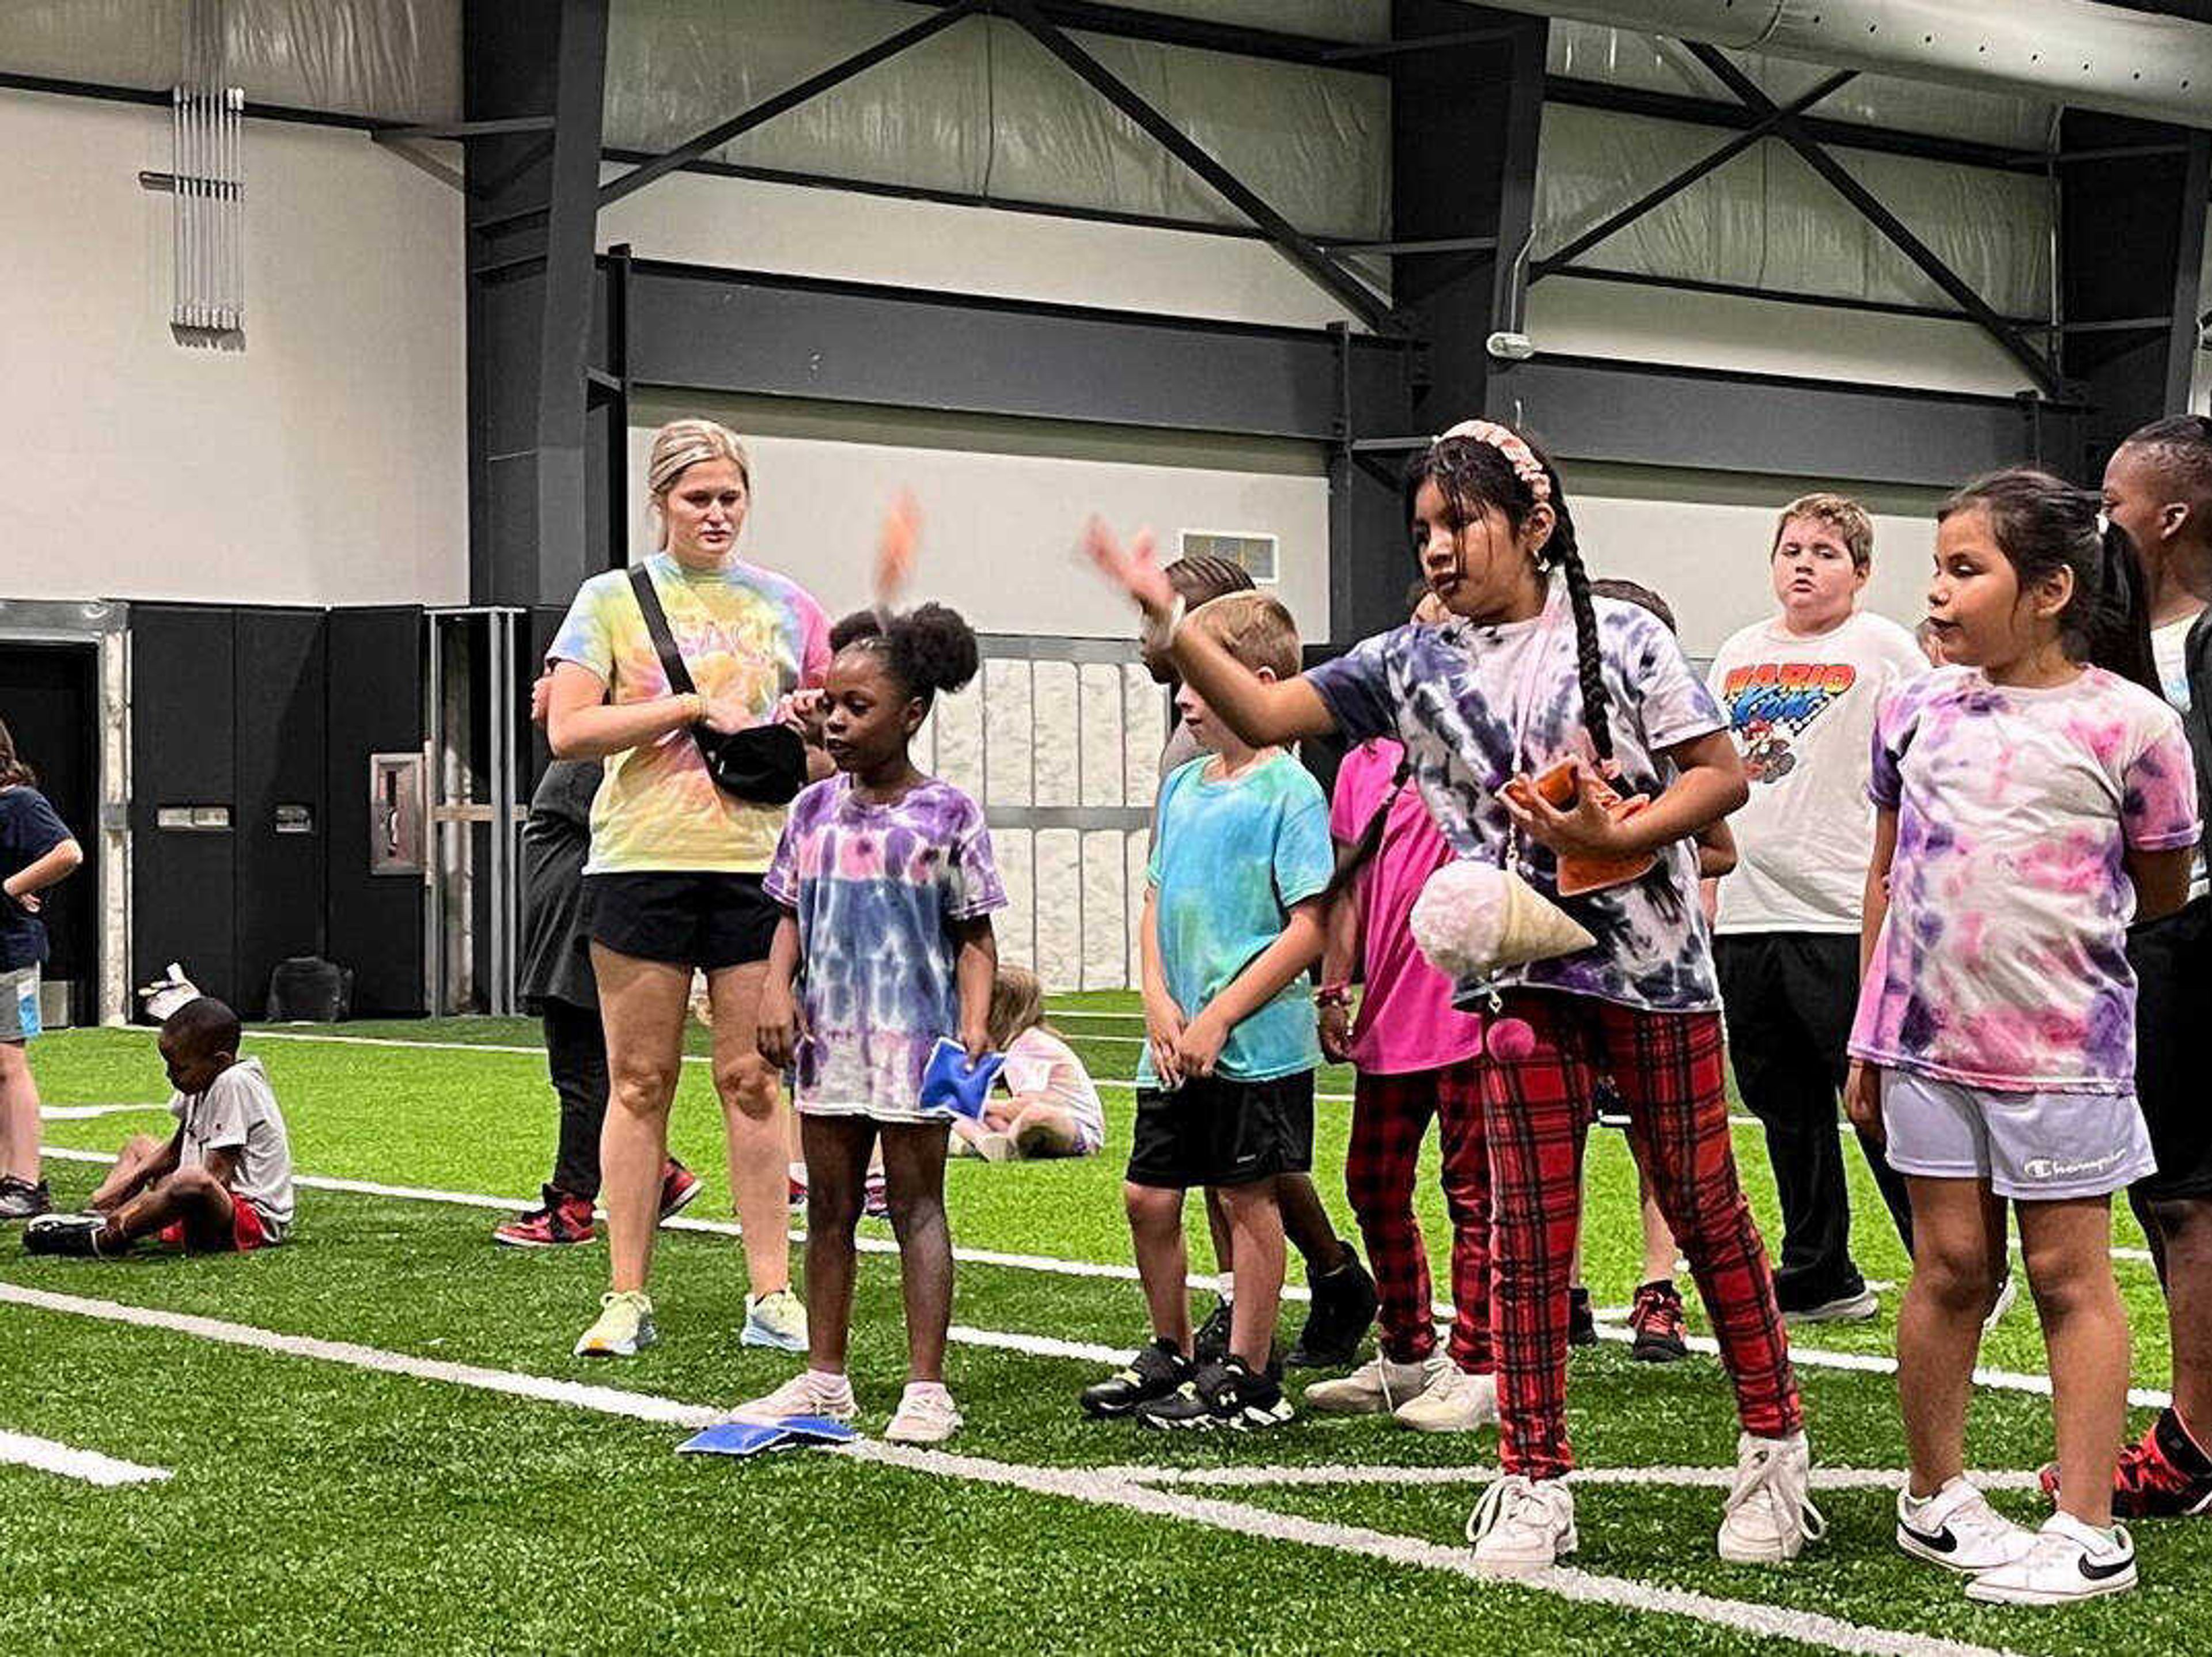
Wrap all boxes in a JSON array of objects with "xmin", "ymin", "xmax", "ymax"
[{"xmin": 5, "ymin": 994, "xmax": 2202, "ymax": 1655}]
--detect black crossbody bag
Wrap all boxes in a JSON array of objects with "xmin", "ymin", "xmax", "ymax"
[{"xmin": 628, "ymin": 564, "xmax": 808, "ymax": 806}]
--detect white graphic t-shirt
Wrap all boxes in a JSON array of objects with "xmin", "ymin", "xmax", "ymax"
[{"xmin": 1706, "ymin": 609, "xmax": 1926, "ymax": 934}]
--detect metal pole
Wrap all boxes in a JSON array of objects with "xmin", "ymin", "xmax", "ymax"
[
  {"xmin": 170, "ymin": 88, "xmax": 182, "ymax": 327},
  {"xmin": 424, "ymin": 615, "xmax": 444, "ymax": 1015}
]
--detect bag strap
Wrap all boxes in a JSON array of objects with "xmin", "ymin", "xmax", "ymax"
[{"xmin": 628, "ymin": 564, "xmax": 698, "ymax": 697}]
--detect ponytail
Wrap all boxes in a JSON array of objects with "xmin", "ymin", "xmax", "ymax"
[
  {"xmin": 1539, "ymin": 464, "xmax": 1615, "ymax": 771},
  {"xmin": 2090, "ymin": 518, "xmax": 2160, "ymax": 696},
  {"xmin": 0, "ymin": 716, "xmax": 33, "ymax": 790}
]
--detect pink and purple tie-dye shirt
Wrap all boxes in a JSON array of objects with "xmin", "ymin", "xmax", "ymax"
[
  {"xmin": 547, "ymin": 553, "xmax": 830, "ymax": 875},
  {"xmin": 1849, "ymin": 665, "xmax": 2199, "ymax": 1094},
  {"xmin": 765, "ymin": 775, "xmax": 1007, "ymax": 1121}
]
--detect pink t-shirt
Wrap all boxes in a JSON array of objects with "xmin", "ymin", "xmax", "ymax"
[{"xmin": 1329, "ymin": 739, "xmax": 1487, "ymax": 1074}]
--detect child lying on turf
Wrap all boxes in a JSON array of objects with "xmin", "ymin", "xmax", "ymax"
[{"xmin": 25, "ymin": 996, "xmax": 294, "ymax": 1257}]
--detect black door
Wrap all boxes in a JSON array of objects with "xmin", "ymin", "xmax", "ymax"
[{"xmin": 0, "ymin": 642, "xmax": 101, "ymax": 1025}]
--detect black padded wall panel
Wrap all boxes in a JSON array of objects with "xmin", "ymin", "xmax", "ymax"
[
  {"xmin": 325, "ymin": 607, "xmax": 426, "ymax": 1015},
  {"xmin": 130, "ymin": 605, "xmax": 240, "ymax": 1006},
  {"xmin": 233, "ymin": 610, "xmax": 329, "ymax": 1017}
]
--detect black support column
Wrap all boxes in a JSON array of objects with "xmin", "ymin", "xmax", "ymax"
[
  {"xmin": 465, "ymin": 0, "xmax": 611, "ymax": 609},
  {"xmin": 2062, "ymin": 112, "xmax": 2210, "ymax": 474}
]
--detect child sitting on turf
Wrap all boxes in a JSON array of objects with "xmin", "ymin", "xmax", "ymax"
[
  {"xmin": 1081, "ymin": 589, "xmax": 1331, "ymax": 1432},
  {"xmin": 948, "ymin": 966, "xmax": 1104, "ymax": 1161},
  {"xmin": 738, "ymin": 592, "xmax": 1005, "ymax": 1445},
  {"xmin": 26, "ymin": 996, "xmax": 293, "ymax": 1257}
]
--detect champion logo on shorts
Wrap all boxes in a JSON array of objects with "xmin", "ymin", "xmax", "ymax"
[{"xmin": 2023, "ymin": 1149, "xmax": 2126, "ymax": 1181}]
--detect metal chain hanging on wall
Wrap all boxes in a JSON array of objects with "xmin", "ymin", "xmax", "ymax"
[{"xmin": 171, "ymin": 0, "xmax": 244, "ymax": 347}]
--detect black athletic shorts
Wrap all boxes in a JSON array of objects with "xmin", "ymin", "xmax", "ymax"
[
  {"xmin": 1127, "ymin": 1071, "xmax": 1315, "ymax": 1190},
  {"xmin": 583, "ymin": 871, "xmax": 781, "ymax": 972},
  {"xmin": 2130, "ymin": 893, "xmax": 2212, "ymax": 1201}
]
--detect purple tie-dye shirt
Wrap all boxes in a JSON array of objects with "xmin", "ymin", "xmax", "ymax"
[
  {"xmin": 765, "ymin": 774, "xmax": 1006, "ymax": 1121},
  {"xmin": 1849, "ymin": 665, "xmax": 2199, "ymax": 1093}
]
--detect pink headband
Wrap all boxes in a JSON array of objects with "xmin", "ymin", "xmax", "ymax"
[{"xmin": 1435, "ymin": 419, "xmax": 1551, "ymax": 505}]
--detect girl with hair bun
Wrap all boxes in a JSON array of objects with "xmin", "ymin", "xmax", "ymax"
[
  {"xmin": 737, "ymin": 567, "xmax": 1006, "ymax": 1446},
  {"xmin": 546, "ymin": 417, "xmax": 831, "ymax": 1362},
  {"xmin": 1088, "ymin": 418, "xmax": 1813, "ymax": 1576}
]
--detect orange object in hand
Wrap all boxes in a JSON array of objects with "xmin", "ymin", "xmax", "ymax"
[{"xmin": 1509, "ymin": 759, "xmax": 1658, "ymax": 897}]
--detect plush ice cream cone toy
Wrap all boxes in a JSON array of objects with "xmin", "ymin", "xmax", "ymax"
[{"xmin": 1410, "ymin": 860, "xmax": 1596, "ymax": 983}]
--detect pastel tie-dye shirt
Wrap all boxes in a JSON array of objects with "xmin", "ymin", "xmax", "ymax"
[
  {"xmin": 1849, "ymin": 666, "xmax": 2199, "ymax": 1093},
  {"xmin": 547, "ymin": 553, "xmax": 830, "ymax": 875},
  {"xmin": 1306, "ymin": 577, "xmax": 1726, "ymax": 1013},
  {"xmin": 765, "ymin": 775, "xmax": 1006, "ymax": 1120}
]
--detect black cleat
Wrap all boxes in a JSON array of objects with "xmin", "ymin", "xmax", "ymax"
[
  {"xmin": 1568, "ymin": 1284, "xmax": 1599, "ymax": 1347},
  {"xmin": 1192, "ymin": 1297, "xmax": 1233, "ymax": 1366},
  {"xmin": 0, "ymin": 1177, "xmax": 54, "ymax": 1222},
  {"xmin": 1287, "ymin": 1249, "xmax": 1378, "ymax": 1367},
  {"xmin": 23, "ymin": 1213, "xmax": 111, "ymax": 1257},
  {"xmin": 1081, "ymin": 1337, "xmax": 1192, "ymax": 1419},
  {"xmin": 1136, "ymin": 1356, "xmax": 1294, "ymax": 1432}
]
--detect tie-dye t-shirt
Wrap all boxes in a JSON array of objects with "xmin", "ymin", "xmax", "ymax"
[
  {"xmin": 764, "ymin": 775, "xmax": 1007, "ymax": 1121},
  {"xmin": 1849, "ymin": 666, "xmax": 2200, "ymax": 1093},
  {"xmin": 1305, "ymin": 577, "xmax": 1726, "ymax": 1013},
  {"xmin": 1141, "ymin": 752, "xmax": 1333, "ymax": 1086},
  {"xmin": 547, "ymin": 553, "xmax": 830, "ymax": 875}
]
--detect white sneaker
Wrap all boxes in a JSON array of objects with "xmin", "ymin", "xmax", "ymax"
[
  {"xmin": 741, "ymin": 1288, "xmax": 809, "ymax": 1352},
  {"xmin": 1965, "ymin": 1511, "xmax": 2137, "ymax": 1605},
  {"xmin": 1304, "ymin": 1353, "xmax": 1437, "ymax": 1415},
  {"xmin": 1393, "ymin": 1363, "xmax": 1499, "ymax": 1434},
  {"xmin": 1718, "ymin": 1431, "xmax": 1827, "ymax": 1563},
  {"xmin": 885, "ymin": 1381, "xmax": 963, "ymax": 1444},
  {"xmin": 729, "ymin": 1368, "xmax": 857, "ymax": 1424},
  {"xmin": 1466, "ymin": 1474, "xmax": 1577, "ymax": 1575},
  {"xmin": 573, "ymin": 1290, "xmax": 656, "ymax": 1358},
  {"xmin": 1896, "ymin": 1477, "xmax": 2038, "ymax": 1573},
  {"xmin": 1783, "ymin": 1287, "xmax": 1878, "ymax": 1326}
]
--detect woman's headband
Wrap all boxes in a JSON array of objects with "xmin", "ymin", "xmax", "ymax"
[{"xmin": 1434, "ymin": 419, "xmax": 1551, "ymax": 505}]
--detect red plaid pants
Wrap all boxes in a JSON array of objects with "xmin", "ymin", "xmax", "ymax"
[
  {"xmin": 1483, "ymin": 992, "xmax": 1802, "ymax": 1480},
  {"xmin": 1344, "ymin": 1061, "xmax": 1490, "ymax": 1371}
]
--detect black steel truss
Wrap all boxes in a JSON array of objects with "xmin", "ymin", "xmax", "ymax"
[
  {"xmin": 1684, "ymin": 43, "xmax": 2066, "ymax": 399},
  {"xmin": 1530, "ymin": 69, "xmax": 1857, "ymax": 281}
]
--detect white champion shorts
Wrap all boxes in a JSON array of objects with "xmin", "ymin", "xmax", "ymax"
[{"xmin": 1880, "ymin": 1070, "xmax": 2156, "ymax": 1201}]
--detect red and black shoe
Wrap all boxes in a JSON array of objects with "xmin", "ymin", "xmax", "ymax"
[
  {"xmin": 493, "ymin": 1186, "xmax": 597, "ymax": 1248},
  {"xmin": 1628, "ymin": 1278, "xmax": 1689, "ymax": 1363},
  {"xmin": 2039, "ymin": 1407, "xmax": 2212, "ymax": 1518},
  {"xmin": 657, "ymin": 1158, "xmax": 702, "ymax": 1222}
]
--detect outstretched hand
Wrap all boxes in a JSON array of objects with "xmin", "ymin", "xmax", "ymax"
[
  {"xmin": 876, "ymin": 490, "xmax": 921, "ymax": 609},
  {"xmin": 1081, "ymin": 517, "xmax": 1175, "ymax": 621}
]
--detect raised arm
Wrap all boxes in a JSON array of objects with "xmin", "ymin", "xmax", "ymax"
[{"xmin": 1084, "ymin": 518, "xmax": 1336, "ymax": 748}]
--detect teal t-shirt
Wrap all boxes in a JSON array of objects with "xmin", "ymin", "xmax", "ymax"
[{"xmin": 1140, "ymin": 752, "xmax": 1332, "ymax": 1085}]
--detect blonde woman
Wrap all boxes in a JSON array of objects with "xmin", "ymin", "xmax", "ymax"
[{"xmin": 546, "ymin": 419, "xmax": 829, "ymax": 1358}]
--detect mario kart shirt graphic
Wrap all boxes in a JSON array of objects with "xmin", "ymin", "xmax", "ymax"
[{"xmin": 1717, "ymin": 661, "xmax": 1858, "ymax": 784}]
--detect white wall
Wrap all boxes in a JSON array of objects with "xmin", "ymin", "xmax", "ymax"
[
  {"xmin": 1526, "ymin": 276, "xmax": 2035, "ymax": 399},
  {"xmin": 599, "ymin": 164, "xmax": 1376, "ymax": 332},
  {"xmin": 0, "ymin": 91, "xmax": 467, "ymax": 608},
  {"xmin": 625, "ymin": 395, "xmax": 1332, "ymax": 640},
  {"xmin": 1568, "ymin": 462, "xmax": 1949, "ymax": 658}
]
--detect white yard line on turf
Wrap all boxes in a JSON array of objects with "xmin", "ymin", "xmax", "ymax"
[
  {"xmin": 0, "ymin": 1283, "xmax": 2024, "ymax": 1657},
  {"xmin": 1092, "ymin": 1463, "xmax": 2042, "ymax": 1492},
  {"xmin": 39, "ymin": 1103, "xmax": 169, "ymax": 1120},
  {"xmin": 35, "ymin": 1147, "xmax": 2171, "ymax": 1407},
  {"xmin": 0, "ymin": 1428, "xmax": 171, "ymax": 1487}
]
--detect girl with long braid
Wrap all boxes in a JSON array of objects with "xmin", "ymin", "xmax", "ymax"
[{"xmin": 1085, "ymin": 419, "xmax": 1815, "ymax": 1575}]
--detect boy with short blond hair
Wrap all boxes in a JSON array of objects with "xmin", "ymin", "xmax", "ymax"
[
  {"xmin": 1082, "ymin": 590, "xmax": 1332, "ymax": 1431},
  {"xmin": 1705, "ymin": 492, "xmax": 1920, "ymax": 1323}
]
